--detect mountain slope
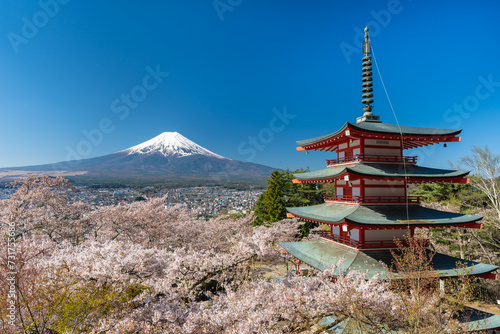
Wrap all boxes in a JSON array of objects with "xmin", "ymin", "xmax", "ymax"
[{"xmin": 0, "ymin": 132, "xmax": 277, "ymax": 185}]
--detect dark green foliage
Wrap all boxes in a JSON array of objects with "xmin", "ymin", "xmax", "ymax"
[
  {"xmin": 253, "ymin": 169, "xmax": 324, "ymax": 235},
  {"xmin": 410, "ymin": 183, "xmax": 488, "ymax": 209},
  {"xmin": 298, "ymin": 220, "xmax": 318, "ymax": 237},
  {"xmin": 254, "ymin": 170, "xmax": 286, "ymax": 225},
  {"xmin": 410, "ymin": 183, "xmax": 466, "ymax": 203},
  {"xmin": 265, "ymin": 170, "xmax": 286, "ymax": 222},
  {"xmin": 252, "ymin": 194, "xmax": 267, "ymax": 225},
  {"xmin": 321, "ymin": 183, "xmax": 336, "ymax": 195},
  {"xmin": 282, "ymin": 168, "xmax": 324, "ymax": 208}
]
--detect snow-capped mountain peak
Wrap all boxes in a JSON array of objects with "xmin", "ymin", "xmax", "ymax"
[{"xmin": 123, "ymin": 132, "xmax": 228, "ymax": 159}]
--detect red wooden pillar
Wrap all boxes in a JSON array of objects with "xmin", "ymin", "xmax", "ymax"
[
  {"xmin": 341, "ymin": 223, "xmax": 349, "ymax": 239},
  {"xmin": 344, "ymin": 186, "xmax": 352, "ymax": 199}
]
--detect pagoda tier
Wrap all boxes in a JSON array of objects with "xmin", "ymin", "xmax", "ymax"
[
  {"xmin": 293, "ymin": 164, "xmax": 469, "ymax": 206},
  {"xmin": 287, "ymin": 203, "xmax": 482, "ymax": 228},
  {"xmin": 296, "ymin": 121, "xmax": 461, "ymax": 151},
  {"xmin": 280, "ymin": 239, "xmax": 498, "ymax": 280},
  {"xmin": 292, "ymin": 164, "xmax": 469, "ymax": 184},
  {"xmin": 286, "ymin": 203, "xmax": 482, "ymax": 250}
]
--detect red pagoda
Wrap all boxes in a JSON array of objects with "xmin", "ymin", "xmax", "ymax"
[
  {"xmin": 280, "ymin": 26, "xmax": 500, "ymax": 331},
  {"xmin": 281, "ymin": 27, "xmax": 498, "ymax": 281}
]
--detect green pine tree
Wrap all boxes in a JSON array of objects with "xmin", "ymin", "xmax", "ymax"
[
  {"xmin": 283, "ymin": 168, "xmax": 324, "ymax": 208},
  {"xmin": 253, "ymin": 169, "xmax": 324, "ymax": 235},
  {"xmin": 263, "ymin": 170, "xmax": 286, "ymax": 222}
]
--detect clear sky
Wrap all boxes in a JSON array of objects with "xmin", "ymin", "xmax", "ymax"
[{"xmin": 1, "ymin": 0, "xmax": 499, "ymax": 172}]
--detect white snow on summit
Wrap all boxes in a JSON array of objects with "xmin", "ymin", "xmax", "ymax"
[{"xmin": 123, "ymin": 132, "xmax": 228, "ymax": 159}]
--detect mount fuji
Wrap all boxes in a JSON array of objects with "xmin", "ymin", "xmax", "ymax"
[
  {"xmin": 122, "ymin": 132, "xmax": 227, "ymax": 159},
  {"xmin": 0, "ymin": 132, "xmax": 277, "ymax": 185}
]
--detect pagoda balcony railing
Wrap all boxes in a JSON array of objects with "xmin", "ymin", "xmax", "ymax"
[
  {"xmin": 319, "ymin": 231, "xmax": 428, "ymax": 249},
  {"xmin": 324, "ymin": 195, "xmax": 421, "ymax": 205},
  {"xmin": 326, "ymin": 154, "xmax": 417, "ymax": 167}
]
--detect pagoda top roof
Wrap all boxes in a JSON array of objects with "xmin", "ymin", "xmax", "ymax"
[
  {"xmin": 296, "ymin": 121, "xmax": 462, "ymax": 148},
  {"xmin": 293, "ymin": 164, "xmax": 468, "ymax": 182},
  {"xmin": 286, "ymin": 203, "xmax": 482, "ymax": 227},
  {"xmin": 280, "ymin": 239, "xmax": 498, "ymax": 279}
]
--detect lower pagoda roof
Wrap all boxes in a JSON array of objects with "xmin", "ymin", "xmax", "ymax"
[
  {"xmin": 280, "ymin": 239, "xmax": 498, "ymax": 279},
  {"xmin": 293, "ymin": 164, "xmax": 468, "ymax": 183},
  {"xmin": 287, "ymin": 203, "xmax": 482, "ymax": 228},
  {"xmin": 320, "ymin": 307, "xmax": 500, "ymax": 333}
]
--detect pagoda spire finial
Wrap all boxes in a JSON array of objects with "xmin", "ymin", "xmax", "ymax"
[
  {"xmin": 363, "ymin": 26, "xmax": 371, "ymax": 56},
  {"xmin": 357, "ymin": 27, "xmax": 380, "ymax": 123}
]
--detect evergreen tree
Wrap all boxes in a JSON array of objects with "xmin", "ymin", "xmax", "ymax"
[
  {"xmin": 252, "ymin": 192, "xmax": 268, "ymax": 225},
  {"xmin": 410, "ymin": 182, "xmax": 487, "ymax": 209},
  {"xmin": 283, "ymin": 168, "xmax": 324, "ymax": 207},
  {"xmin": 253, "ymin": 169, "xmax": 324, "ymax": 234},
  {"xmin": 254, "ymin": 170, "xmax": 286, "ymax": 225}
]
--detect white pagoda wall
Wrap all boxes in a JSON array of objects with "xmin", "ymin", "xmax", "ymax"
[
  {"xmin": 364, "ymin": 229, "xmax": 409, "ymax": 241},
  {"xmin": 363, "ymin": 180, "xmax": 406, "ymax": 197},
  {"xmin": 332, "ymin": 225, "xmax": 340, "ymax": 236},
  {"xmin": 364, "ymin": 147, "xmax": 401, "ymax": 156},
  {"xmin": 364, "ymin": 139, "xmax": 401, "ymax": 147},
  {"xmin": 350, "ymin": 139, "xmax": 361, "ymax": 147},
  {"xmin": 363, "ymin": 139, "xmax": 401, "ymax": 156},
  {"xmin": 364, "ymin": 180, "xmax": 404, "ymax": 186},
  {"xmin": 364, "ymin": 187, "xmax": 405, "ymax": 196},
  {"xmin": 349, "ymin": 228, "xmax": 360, "ymax": 241}
]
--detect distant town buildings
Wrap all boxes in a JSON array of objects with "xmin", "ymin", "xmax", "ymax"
[
  {"xmin": 0, "ymin": 185, "xmax": 262, "ymax": 216},
  {"xmin": 160, "ymin": 186, "xmax": 262, "ymax": 216}
]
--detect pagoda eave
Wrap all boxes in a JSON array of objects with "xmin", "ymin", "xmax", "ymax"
[
  {"xmin": 294, "ymin": 175, "xmax": 469, "ymax": 184},
  {"xmin": 288, "ymin": 212, "xmax": 483, "ymax": 230},
  {"xmin": 296, "ymin": 123, "xmax": 462, "ymax": 152},
  {"xmin": 286, "ymin": 203, "xmax": 483, "ymax": 228},
  {"xmin": 280, "ymin": 239, "xmax": 498, "ymax": 279},
  {"xmin": 320, "ymin": 309, "xmax": 500, "ymax": 333},
  {"xmin": 298, "ymin": 135, "xmax": 461, "ymax": 152},
  {"xmin": 476, "ymin": 272, "xmax": 498, "ymax": 280},
  {"xmin": 293, "ymin": 164, "xmax": 469, "ymax": 184}
]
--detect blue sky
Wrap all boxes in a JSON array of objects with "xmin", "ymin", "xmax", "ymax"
[{"xmin": 1, "ymin": 0, "xmax": 499, "ymax": 172}]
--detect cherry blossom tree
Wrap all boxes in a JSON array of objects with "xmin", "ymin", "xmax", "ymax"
[
  {"xmin": 0, "ymin": 175, "xmax": 90, "ymax": 245},
  {"xmin": 458, "ymin": 145, "xmax": 500, "ymax": 219},
  {"xmin": 389, "ymin": 235, "xmax": 471, "ymax": 334},
  {"xmin": 0, "ymin": 177, "xmax": 478, "ymax": 333},
  {"xmin": 455, "ymin": 146, "xmax": 500, "ymax": 260},
  {"xmin": 1, "ymin": 177, "xmax": 304, "ymax": 333}
]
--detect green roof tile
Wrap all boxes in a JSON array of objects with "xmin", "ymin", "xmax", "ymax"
[
  {"xmin": 280, "ymin": 239, "xmax": 498, "ymax": 279},
  {"xmin": 296, "ymin": 122, "xmax": 461, "ymax": 147},
  {"xmin": 320, "ymin": 308, "xmax": 500, "ymax": 333},
  {"xmin": 294, "ymin": 164, "xmax": 468, "ymax": 181},
  {"xmin": 287, "ymin": 203, "xmax": 482, "ymax": 226},
  {"xmin": 461, "ymin": 307, "xmax": 500, "ymax": 331}
]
